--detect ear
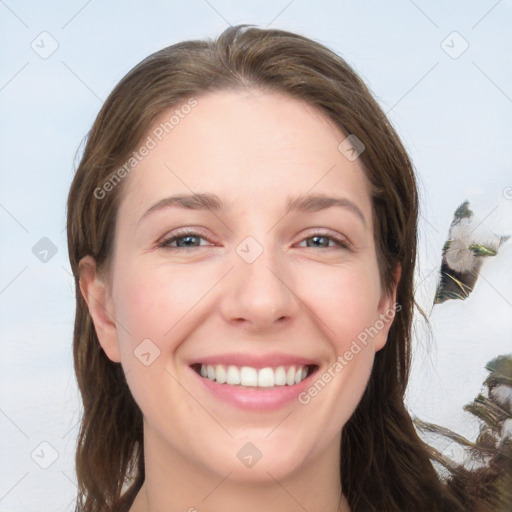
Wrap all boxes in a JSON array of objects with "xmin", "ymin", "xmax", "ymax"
[
  {"xmin": 374, "ymin": 264, "xmax": 401, "ymax": 352},
  {"xmin": 78, "ymin": 255, "xmax": 121, "ymax": 363}
]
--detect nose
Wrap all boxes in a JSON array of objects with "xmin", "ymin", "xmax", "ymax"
[{"xmin": 219, "ymin": 243, "xmax": 299, "ymax": 332}]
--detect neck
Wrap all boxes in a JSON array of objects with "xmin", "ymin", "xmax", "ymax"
[{"xmin": 129, "ymin": 422, "xmax": 350, "ymax": 512}]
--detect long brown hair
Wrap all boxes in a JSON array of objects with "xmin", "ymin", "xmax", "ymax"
[{"xmin": 67, "ymin": 25, "xmax": 466, "ymax": 511}]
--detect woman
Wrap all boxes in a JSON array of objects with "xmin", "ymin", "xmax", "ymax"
[{"xmin": 67, "ymin": 25, "xmax": 467, "ymax": 511}]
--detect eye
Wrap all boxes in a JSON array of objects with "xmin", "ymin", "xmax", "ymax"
[
  {"xmin": 157, "ymin": 229, "xmax": 215, "ymax": 250},
  {"xmin": 157, "ymin": 228, "xmax": 351, "ymax": 251},
  {"xmin": 297, "ymin": 230, "xmax": 350, "ymax": 250}
]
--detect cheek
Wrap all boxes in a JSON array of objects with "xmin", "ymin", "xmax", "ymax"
[
  {"xmin": 299, "ymin": 260, "xmax": 385, "ymax": 435},
  {"xmin": 112, "ymin": 263, "xmax": 198, "ymax": 424},
  {"xmin": 112, "ymin": 260, "xmax": 207, "ymax": 346},
  {"xmin": 299, "ymin": 258, "xmax": 383, "ymax": 347}
]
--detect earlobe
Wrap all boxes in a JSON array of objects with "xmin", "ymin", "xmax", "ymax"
[
  {"xmin": 78, "ymin": 256, "xmax": 122, "ymax": 363},
  {"xmin": 374, "ymin": 264, "xmax": 402, "ymax": 352}
]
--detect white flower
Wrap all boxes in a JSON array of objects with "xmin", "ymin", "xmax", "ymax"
[
  {"xmin": 491, "ymin": 384, "xmax": 512, "ymax": 412},
  {"xmin": 449, "ymin": 218, "xmax": 472, "ymax": 246},
  {"xmin": 501, "ymin": 418, "xmax": 512, "ymax": 441},
  {"xmin": 445, "ymin": 238, "xmax": 477, "ymax": 273}
]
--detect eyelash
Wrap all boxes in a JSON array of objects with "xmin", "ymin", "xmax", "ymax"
[{"xmin": 157, "ymin": 229, "xmax": 351, "ymax": 251}]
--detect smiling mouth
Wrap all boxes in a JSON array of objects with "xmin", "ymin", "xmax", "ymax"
[{"xmin": 191, "ymin": 363, "xmax": 318, "ymax": 388}]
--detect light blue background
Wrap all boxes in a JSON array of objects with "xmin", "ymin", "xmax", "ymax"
[{"xmin": 1, "ymin": 1, "xmax": 511, "ymax": 510}]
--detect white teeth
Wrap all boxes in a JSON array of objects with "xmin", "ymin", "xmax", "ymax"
[
  {"xmin": 215, "ymin": 364, "xmax": 227, "ymax": 384},
  {"xmin": 240, "ymin": 367, "xmax": 258, "ymax": 386},
  {"xmin": 274, "ymin": 366, "xmax": 287, "ymax": 386},
  {"xmin": 286, "ymin": 366, "xmax": 296, "ymax": 385},
  {"xmin": 226, "ymin": 365, "xmax": 240, "ymax": 385},
  {"xmin": 258, "ymin": 367, "xmax": 274, "ymax": 387},
  {"xmin": 198, "ymin": 363, "xmax": 310, "ymax": 387}
]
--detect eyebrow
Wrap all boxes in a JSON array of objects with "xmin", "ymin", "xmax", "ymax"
[{"xmin": 138, "ymin": 192, "xmax": 367, "ymax": 227}]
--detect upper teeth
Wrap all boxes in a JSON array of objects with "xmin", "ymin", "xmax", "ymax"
[{"xmin": 199, "ymin": 364, "xmax": 309, "ymax": 387}]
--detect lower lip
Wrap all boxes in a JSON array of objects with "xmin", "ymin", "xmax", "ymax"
[{"xmin": 190, "ymin": 366, "xmax": 317, "ymax": 412}]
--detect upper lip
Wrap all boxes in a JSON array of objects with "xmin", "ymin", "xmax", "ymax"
[{"xmin": 188, "ymin": 352, "xmax": 318, "ymax": 369}]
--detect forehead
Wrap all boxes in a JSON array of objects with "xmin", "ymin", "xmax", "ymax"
[{"xmin": 119, "ymin": 89, "xmax": 373, "ymax": 222}]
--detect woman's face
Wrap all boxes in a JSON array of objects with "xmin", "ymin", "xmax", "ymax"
[{"xmin": 82, "ymin": 89, "xmax": 398, "ymax": 483}]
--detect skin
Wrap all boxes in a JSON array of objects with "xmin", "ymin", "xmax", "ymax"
[{"xmin": 80, "ymin": 89, "xmax": 400, "ymax": 512}]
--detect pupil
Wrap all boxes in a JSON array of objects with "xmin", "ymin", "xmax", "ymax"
[
  {"xmin": 308, "ymin": 235, "xmax": 328, "ymax": 248},
  {"xmin": 178, "ymin": 235, "xmax": 198, "ymax": 247}
]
